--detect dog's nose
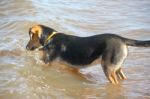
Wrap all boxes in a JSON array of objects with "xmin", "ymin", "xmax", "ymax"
[
  {"xmin": 30, "ymin": 46, "xmax": 35, "ymax": 50},
  {"xmin": 26, "ymin": 46, "xmax": 30, "ymax": 50},
  {"xmin": 26, "ymin": 45, "xmax": 30, "ymax": 50}
]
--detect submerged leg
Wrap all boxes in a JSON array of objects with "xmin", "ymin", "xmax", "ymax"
[
  {"xmin": 102, "ymin": 66, "xmax": 116, "ymax": 84},
  {"xmin": 116, "ymin": 68, "xmax": 127, "ymax": 80},
  {"xmin": 111, "ymin": 70, "xmax": 118, "ymax": 84},
  {"xmin": 119, "ymin": 68, "xmax": 127, "ymax": 80}
]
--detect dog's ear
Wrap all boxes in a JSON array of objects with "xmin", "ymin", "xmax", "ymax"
[{"xmin": 30, "ymin": 25, "xmax": 42, "ymax": 38}]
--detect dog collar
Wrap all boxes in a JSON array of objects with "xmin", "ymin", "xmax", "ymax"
[
  {"xmin": 46, "ymin": 31, "xmax": 57, "ymax": 43},
  {"xmin": 37, "ymin": 31, "xmax": 57, "ymax": 51}
]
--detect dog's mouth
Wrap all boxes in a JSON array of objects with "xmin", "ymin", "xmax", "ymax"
[
  {"xmin": 35, "ymin": 46, "xmax": 44, "ymax": 51},
  {"xmin": 26, "ymin": 45, "xmax": 43, "ymax": 51},
  {"xmin": 26, "ymin": 46, "xmax": 36, "ymax": 51}
]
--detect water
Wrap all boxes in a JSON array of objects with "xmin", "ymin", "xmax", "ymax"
[{"xmin": 0, "ymin": 0, "xmax": 150, "ymax": 99}]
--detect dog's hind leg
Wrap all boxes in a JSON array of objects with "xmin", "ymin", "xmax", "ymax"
[
  {"xmin": 111, "ymin": 70, "xmax": 119, "ymax": 84},
  {"xmin": 101, "ymin": 41, "xmax": 128, "ymax": 84},
  {"xmin": 116, "ymin": 69, "xmax": 122, "ymax": 79},
  {"xmin": 102, "ymin": 65, "xmax": 117, "ymax": 84},
  {"xmin": 116, "ymin": 68, "xmax": 127, "ymax": 80}
]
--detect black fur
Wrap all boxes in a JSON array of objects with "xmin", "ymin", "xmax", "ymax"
[{"xmin": 42, "ymin": 32, "xmax": 150, "ymax": 66}]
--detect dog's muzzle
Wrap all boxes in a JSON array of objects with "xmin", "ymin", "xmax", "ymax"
[{"xmin": 26, "ymin": 44, "xmax": 43, "ymax": 51}]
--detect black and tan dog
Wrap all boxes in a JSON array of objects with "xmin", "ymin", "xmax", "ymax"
[{"xmin": 26, "ymin": 24, "xmax": 150, "ymax": 84}]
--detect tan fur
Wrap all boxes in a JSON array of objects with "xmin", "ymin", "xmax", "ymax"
[{"xmin": 31, "ymin": 25, "xmax": 42, "ymax": 37}]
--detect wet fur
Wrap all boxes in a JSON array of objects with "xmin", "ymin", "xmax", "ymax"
[{"xmin": 26, "ymin": 25, "xmax": 150, "ymax": 84}]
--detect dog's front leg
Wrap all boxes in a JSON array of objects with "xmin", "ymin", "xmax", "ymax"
[
  {"xmin": 43, "ymin": 52, "xmax": 50, "ymax": 64},
  {"xmin": 42, "ymin": 48, "xmax": 57, "ymax": 66},
  {"xmin": 41, "ymin": 51, "xmax": 51, "ymax": 67}
]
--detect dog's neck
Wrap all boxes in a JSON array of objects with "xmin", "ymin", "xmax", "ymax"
[
  {"xmin": 45, "ymin": 31, "xmax": 57, "ymax": 44},
  {"xmin": 38, "ymin": 31, "xmax": 57, "ymax": 50}
]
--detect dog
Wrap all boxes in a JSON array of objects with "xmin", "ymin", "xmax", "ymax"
[{"xmin": 26, "ymin": 24, "xmax": 150, "ymax": 84}]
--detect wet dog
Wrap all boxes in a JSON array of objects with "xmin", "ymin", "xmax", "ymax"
[{"xmin": 26, "ymin": 24, "xmax": 150, "ymax": 84}]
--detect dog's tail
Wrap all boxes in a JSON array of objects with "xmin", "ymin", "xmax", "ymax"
[{"xmin": 123, "ymin": 38, "xmax": 150, "ymax": 47}]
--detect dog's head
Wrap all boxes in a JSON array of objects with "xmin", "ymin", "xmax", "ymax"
[{"xmin": 26, "ymin": 25, "xmax": 57, "ymax": 51}]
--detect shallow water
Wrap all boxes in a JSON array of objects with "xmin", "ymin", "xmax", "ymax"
[{"xmin": 0, "ymin": 0, "xmax": 150, "ymax": 99}]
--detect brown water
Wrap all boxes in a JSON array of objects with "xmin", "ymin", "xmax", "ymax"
[{"xmin": 0, "ymin": 0, "xmax": 150, "ymax": 99}]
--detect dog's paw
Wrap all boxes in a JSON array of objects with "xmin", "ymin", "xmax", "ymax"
[
  {"xmin": 41, "ymin": 56, "xmax": 49, "ymax": 64},
  {"xmin": 43, "ymin": 59, "xmax": 49, "ymax": 64}
]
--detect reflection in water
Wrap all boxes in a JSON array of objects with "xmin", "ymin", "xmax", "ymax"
[
  {"xmin": 0, "ymin": 0, "xmax": 150, "ymax": 99},
  {"xmin": 103, "ymin": 84, "xmax": 127, "ymax": 99}
]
